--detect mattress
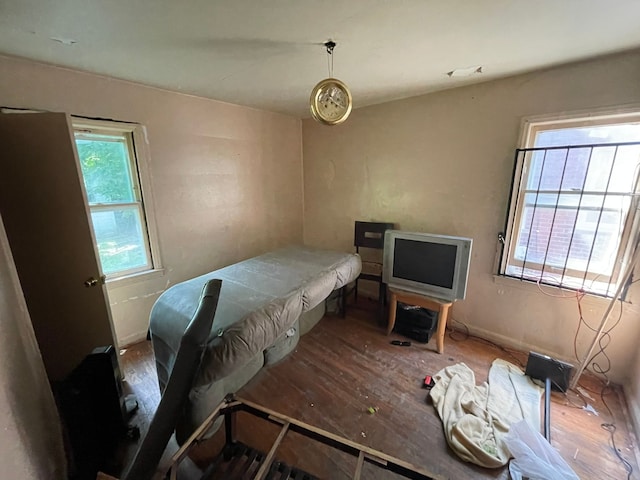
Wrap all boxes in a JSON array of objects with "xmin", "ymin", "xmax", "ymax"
[{"xmin": 149, "ymin": 245, "xmax": 361, "ymax": 393}]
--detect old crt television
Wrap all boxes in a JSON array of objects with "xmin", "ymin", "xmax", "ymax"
[{"xmin": 382, "ymin": 230, "xmax": 472, "ymax": 301}]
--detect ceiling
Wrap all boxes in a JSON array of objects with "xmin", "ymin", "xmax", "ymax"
[{"xmin": 2, "ymin": 0, "xmax": 640, "ymax": 118}]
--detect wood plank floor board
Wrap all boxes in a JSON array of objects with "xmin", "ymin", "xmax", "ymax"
[{"xmin": 117, "ymin": 299, "xmax": 639, "ymax": 479}]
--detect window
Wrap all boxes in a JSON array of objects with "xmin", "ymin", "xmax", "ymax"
[
  {"xmin": 73, "ymin": 119, "xmax": 160, "ymax": 279},
  {"xmin": 500, "ymin": 112, "xmax": 640, "ymax": 297}
]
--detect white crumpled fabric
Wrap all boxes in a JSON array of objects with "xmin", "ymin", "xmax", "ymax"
[{"xmin": 429, "ymin": 359, "xmax": 543, "ymax": 468}]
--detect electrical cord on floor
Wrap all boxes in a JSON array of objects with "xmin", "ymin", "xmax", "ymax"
[
  {"xmin": 543, "ymin": 363, "xmax": 632, "ymax": 477},
  {"xmin": 572, "ymin": 294, "xmax": 633, "ymax": 479},
  {"xmin": 602, "ymin": 422, "xmax": 633, "ymax": 480},
  {"xmin": 446, "ymin": 316, "xmax": 469, "ymax": 342},
  {"xmin": 446, "ymin": 317, "xmax": 525, "ymax": 369},
  {"xmin": 598, "ymin": 382, "xmax": 634, "ymax": 480}
]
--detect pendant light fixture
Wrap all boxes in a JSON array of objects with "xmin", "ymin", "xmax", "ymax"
[{"xmin": 309, "ymin": 41, "xmax": 353, "ymax": 126}]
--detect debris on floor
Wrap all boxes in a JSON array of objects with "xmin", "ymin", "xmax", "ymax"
[
  {"xmin": 577, "ymin": 386, "xmax": 594, "ymax": 401},
  {"xmin": 423, "ymin": 375, "xmax": 435, "ymax": 389}
]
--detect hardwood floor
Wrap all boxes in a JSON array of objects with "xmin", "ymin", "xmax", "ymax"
[{"xmin": 116, "ymin": 299, "xmax": 639, "ymax": 479}]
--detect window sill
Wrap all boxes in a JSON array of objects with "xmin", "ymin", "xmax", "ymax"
[
  {"xmin": 105, "ymin": 268, "xmax": 165, "ymax": 289},
  {"xmin": 491, "ymin": 274, "xmax": 619, "ymax": 307}
]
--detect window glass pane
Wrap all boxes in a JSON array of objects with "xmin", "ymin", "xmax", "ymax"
[
  {"xmin": 535, "ymin": 124, "xmax": 640, "ymax": 147},
  {"xmin": 526, "ymin": 149, "xmax": 575, "ymax": 191},
  {"xmin": 75, "ymin": 134, "xmax": 135, "ymax": 204},
  {"xmin": 525, "ymin": 145, "xmax": 636, "ymax": 193},
  {"xmin": 90, "ymin": 206, "xmax": 149, "ymax": 275},
  {"xmin": 516, "ymin": 194, "xmax": 626, "ymax": 268},
  {"xmin": 606, "ymin": 144, "xmax": 640, "ymax": 194},
  {"xmin": 569, "ymin": 206, "xmax": 621, "ymax": 276},
  {"xmin": 515, "ymin": 197, "xmax": 554, "ymax": 264}
]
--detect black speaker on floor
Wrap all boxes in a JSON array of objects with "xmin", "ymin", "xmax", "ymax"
[
  {"xmin": 57, "ymin": 345, "xmax": 128, "ymax": 480},
  {"xmin": 394, "ymin": 302, "xmax": 438, "ymax": 343}
]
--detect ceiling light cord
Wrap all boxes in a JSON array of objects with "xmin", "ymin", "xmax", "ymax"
[{"xmin": 325, "ymin": 40, "xmax": 336, "ymax": 78}]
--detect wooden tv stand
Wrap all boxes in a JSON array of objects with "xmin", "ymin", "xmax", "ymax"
[{"xmin": 387, "ymin": 288, "xmax": 452, "ymax": 354}]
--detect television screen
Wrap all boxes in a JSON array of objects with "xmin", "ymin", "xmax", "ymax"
[{"xmin": 393, "ymin": 239, "xmax": 457, "ymax": 289}]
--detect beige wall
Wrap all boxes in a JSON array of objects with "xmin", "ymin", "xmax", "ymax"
[
  {"xmin": 302, "ymin": 49, "xmax": 640, "ymax": 385},
  {"xmin": 0, "ymin": 54, "xmax": 304, "ymax": 347},
  {"xmin": 0, "ymin": 214, "xmax": 67, "ymax": 478}
]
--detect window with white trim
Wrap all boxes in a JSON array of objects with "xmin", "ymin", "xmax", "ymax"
[
  {"xmin": 500, "ymin": 112, "xmax": 640, "ymax": 297},
  {"xmin": 73, "ymin": 118, "xmax": 159, "ymax": 279}
]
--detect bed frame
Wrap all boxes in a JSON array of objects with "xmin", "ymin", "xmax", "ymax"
[{"xmin": 166, "ymin": 394, "xmax": 444, "ymax": 480}]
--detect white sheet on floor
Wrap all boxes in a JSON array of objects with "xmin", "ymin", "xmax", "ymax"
[{"xmin": 429, "ymin": 359, "xmax": 543, "ymax": 468}]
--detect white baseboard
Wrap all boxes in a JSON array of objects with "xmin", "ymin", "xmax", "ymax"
[
  {"xmin": 117, "ymin": 330, "xmax": 148, "ymax": 349},
  {"xmin": 459, "ymin": 322, "xmax": 576, "ymax": 368}
]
